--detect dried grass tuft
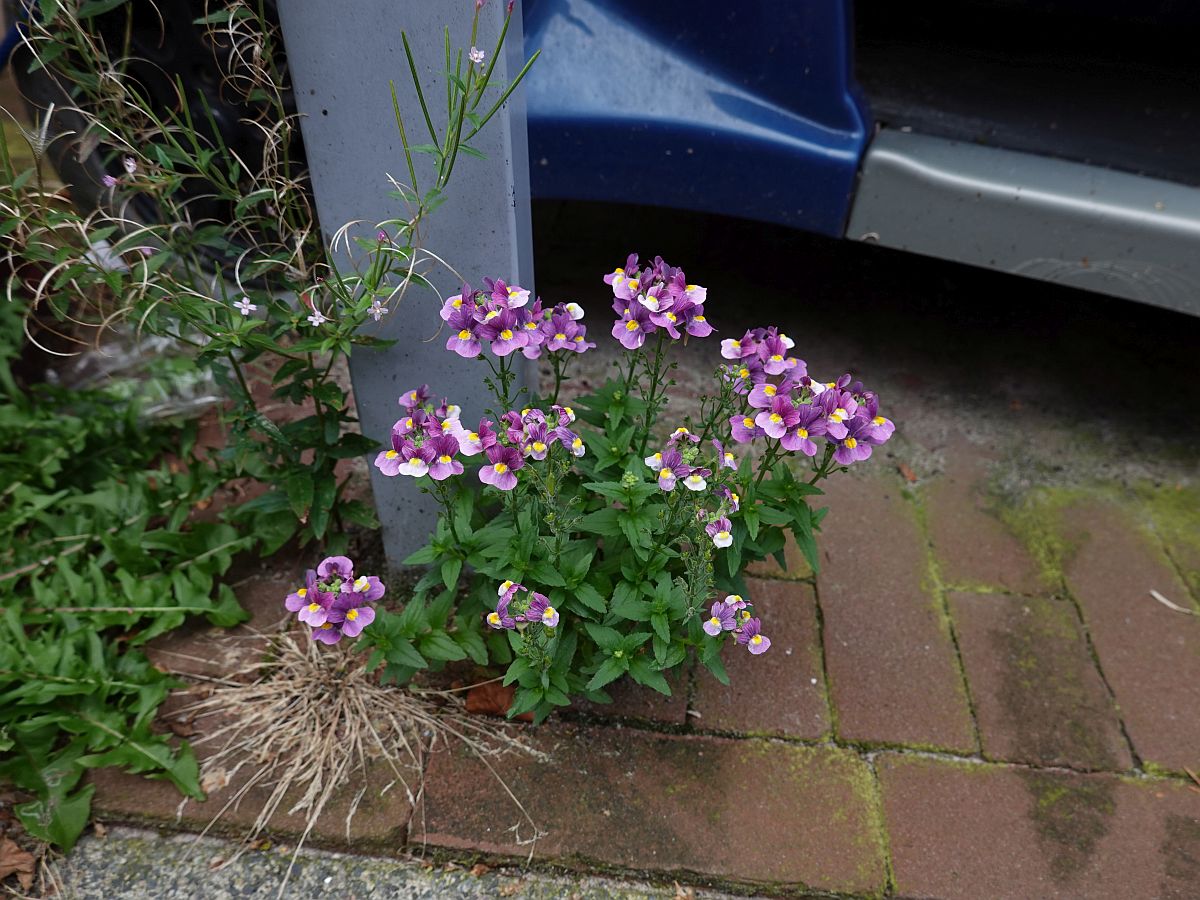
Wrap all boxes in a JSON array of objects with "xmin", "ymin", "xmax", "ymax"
[{"xmin": 175, "ymin": 631, "xmax": 546, "ymax": 897}]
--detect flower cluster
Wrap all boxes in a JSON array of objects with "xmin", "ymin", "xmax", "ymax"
[
  {"xmin": 374, "ymin": 386, "xmax": 468, "ymax": 480},
  {"xmin": 702, "ymin": 594, "xmax": 771, "ymax": 654},
  {"xmin": 284, "ymin": 555, "xmax": 384, "ymax": 644},
  {"xmin": 374, "ymin": 388, "xmax": 586, "ymax": 492},
  {"xmin": 486, "ymin": 580, "xmax": 561, "ymax": 630},
  {"xmin": 644, "ymin": 427, "xmax": 711, "ymax": 492},
  {"xmin": 723, "ymin": 333, "xmax": 895, "ymax": 465},
  {"xmin": 606, "ymin": 254, "xmax": 714, "ymax": 349},
  {"xmin": 441, "ymin": 278, "xmax": 596, "ymax": 360}
]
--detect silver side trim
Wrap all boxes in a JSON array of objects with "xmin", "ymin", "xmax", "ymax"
[{"xmin": 846, "ymin": 130, "xmax": 1200, "ymax": 316}]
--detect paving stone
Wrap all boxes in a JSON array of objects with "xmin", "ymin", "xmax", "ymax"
[
  {"xmin": 91, "ymin": 744, "xmax": 415, "ymax": 851},
  {"xmin": 924, "ymin": 441, "xmax": 1046, "ymax": 594},
  {"xmin": 877, "ymin": 753, "xmax": 1200, "ymax": 899},
  {"xmin": 1061, "ymin": 500, "xmax": 1200, "ymax": 773},
  {"xmin": 416, "ymin": 723, "xmax": 887, "ymax": 894},
  {"xmin": 691, "ymin": 580, "xmax": 829, "ymax": 738},
  {"xmin": 571, "ymin": 666, "xmax": 690, "ymax": 725},
  {"xmin": 949, "ymin": 592, "xmax": 1132, "ymax": 771},
  {"xmin": 816, "ymin": 474, "xmax": 976, "ymax": 752}
]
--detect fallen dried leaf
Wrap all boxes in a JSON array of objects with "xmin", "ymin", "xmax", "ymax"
[
  {"xmin": 93, "ymin": 821, "xmax": 108, "ymax": 839},
  {"xmin": 469, "ymin": 863, "xmax": 490, "ymax": 877},
  {"xmin": 897, "ymin": 462, "xmax": 918, "ymax": 483},
  {"xmin": 465, "ymin": 682, "xmax": 533, "ymax": 722},
  {"xmin": 208, "ymin": 855, "xmax": 225, "ymax": 870},
  {"xmin": 1185, "ymin": 768, "xmax": 1200, "ymax": 789},
  {"xmin": 0, "ymin": 837, "xmax": 35, "ymax": 882},
  {"xmin": 201, "ymin": 767, "xmax": 232, "ymax": 793},
  {"xmin": 674, "ymin": 882, "xmax": 696, "ymax": 899},
  {"xmin": 168, "ymin": 717, "xmax": 198, "ymax": 738},
  {"xmin": 498, "ymin": 880, "xmax": 524, "ymax": 897}
]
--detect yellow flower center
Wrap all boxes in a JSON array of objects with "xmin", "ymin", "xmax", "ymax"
[
  {"xmin": 665, "ymin": 312, "xmax": 677, "ymax": 322},
  {"xmin": 487, "ymin": 612, "xmax": 501, "ymax": 626},
  {"xmin": 458, "ymin": 329, "xmax": 471, "ymax": 340},
  {"xmin": 404, "ymin": 418, "xmax": 413, "ymax": 429},
  {"xmin": 554, "ymin": 332, "xmax": 566, "ymax": 340},
  {"xmin": 452, "ymin": 298, "xmax": 462, "ymax": 308},
  {"xmin": 770, "ymin": 354, "xmax": 783, "ymax": 362},
  {"xmin": 543, "ymin": 606, "xmax": 557, "ymax": 622},
  {"xmin": 686, "ymin": 284, "xmax": 698, "ymax": 291},
  {"xmin": 764, "ymin": 385, "xmax": 777, "ymax": 396},
  {"xmin": 493, "ymin": 463, "xmax": 508, "ymax": 474},
  {"xmin": 717, "ymin": 530, "xmax": 730, "ymax": 541},
  {"xmin": 873, "ymin": 415, "xmax": 886, "ymax": 426},
  {"xmin": 769, "ymin": 413, "xmax": 783, "ymax": 424},
  {"xmin": 724, "ymin": 452, "xmax": 734, "ymax": 463},
  {"xmin": 500, "ymin": 581, "xmax": 514, "ymax": 592},
  {"xmin": 751, "ymin": 634, "xmax": 763, "ymax": 645},
  {"xmin": 525, "ymin": 321, "xmax": 538, "ymax": 330},
  {"xmin": 695, "ymin": 315, "xmax": 706, "ymax": 322},
  {"xmin": 532, "ymin": 442, "xmax": 547, "ymax": 453},
  {"xmin": 660, "ymin": 467, "xmax": 674, "ymax": 479},
  {"xmin": 731, "ymin": 340, "xmax": 741, "ymax": 350},
  {"xmin": 347, "ymin": 609, "xmax": 359, "ymax": 621},
  {"xmin": 738, "ymin": 368, "xmax": 750, "ymax": 378},
  {"xmin": 742, "ymin": 417, "xmax": 755, "ymax": 428},
  {"xmin": 500, "ymin": 329, "xmax": 514, "ymax": 340},
  {"xmin": 797, "ymin": 428, "xmax": 809, "ymax": 439},
  {"xmin": 844, "ymin": 437, "xmax": 858, "ymax": 449},
  {"xmin": 468, "ymin": 432, "xmax": 480, "ymax": 442},
  {"xmin": 439, "ymin": 454, "xmax": 453, "ymax": 464},
  {"xmin": 354, "ymin": 576, "xmax": 369, "ymax": 591},
  {"xmin": 613, "ymin": 267, "xmax": 625, "ymax": 275},
  {"xmin": 572, "ymin": 438, "xmax": 583, "ymax": 449},
  {"xmin": 320, "ymin": 623, "xmax": 333, "ymax": 630},
  {"xmin": 307, "ymin": 603, "xmax": 321, "ymax": 612},
  {"xmin": 728, "ymin": 595, "xmax": 742, "ymax": 604},
  {"xmin": 297, "ymin": 588, "xmax": 307, "ymax": 597},
  {"xmin": 832, "ymin": 408, "xmax": 847, "ymax": 422},
  {"xmin": 574, "ymin": 336, "xmax": 584, "ymax": 342},
  {"xmin": 625, "ymin": 320, "xmax": 640, "ymax": 332},
  {"xmin": 628, "ymin": 280, "xmax": 639, "ymax": 291}
]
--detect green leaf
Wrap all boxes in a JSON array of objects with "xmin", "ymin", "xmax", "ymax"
[
  {"xmin": 418, "ymin": 631, "xmax": 468, "ymax": 662},
  {"xmin": 650, "ymin": 612, "xmax": 671, "ymax": 643},
  {"xmin": 402, "ymin": 543, "xmax": 438, "ymax": 566},
  {"xmin": 285, "ymin": 472, "xmax": 314, "ymax": 519},
  {"xmin": 15, "ymin": 784, "xmax": 94, "ymax": 850},
  {"xmin": 574, "ymin": 582, "xmax": 607, "ymax": 614},
  {"xmin": 441, "ymin": 557, "xmax": 462, "ymax": 590},
  {"xmin": 628, "ymin": 657, "xmax": 671, "ymax": 696},
  {"xmin": 586, "ymin": 656, "xmax": 627, "ymax": 691},
  {"xmin": 386, "ymin": 639, "xmax": 428, "ymax": 669},
  {"xmin": 584, "ymin": 623, "xmax": 622, "ymax": 652}
]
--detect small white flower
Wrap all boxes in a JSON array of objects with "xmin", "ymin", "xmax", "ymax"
[
  {"xmin": 369, "ymin": 300, "xmax": 388, "ymax": 322},
  {"xmin": 123, "ymin": 156, "xmax": 137, "ymax": 175},
  {"xmin": 307, "ymin": 309, "xmax": 328, "ymax": 327},
  {"xmin": 683, "ymin": 473, "xmax": 708, "ymax": 491},
  {"xmin": 233, "ymin": 296, "xmax": 257, "ymax": 316},
  {"xmin": 564, "ymin": 302, "xmax": 585, "ymax": 320},
  {"xmin": 469, "ymin": 46, "xmax": 485, "ymax": 65}
]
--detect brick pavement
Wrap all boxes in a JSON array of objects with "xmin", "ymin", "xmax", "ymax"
[{"xmin": 83, "ymin": 207, "xmax": 1200, "ymax": 896}]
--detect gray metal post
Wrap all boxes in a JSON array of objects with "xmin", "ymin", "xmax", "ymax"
[{"xmin": 276, "ymin": 1, "xmax": 535, "ymax": 563}]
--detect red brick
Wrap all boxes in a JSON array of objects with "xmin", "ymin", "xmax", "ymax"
[
  {"xmin": 816, "ymin": 474, "xmax": 976, "ymax": 752},
  {"xmin": 1061, "ymin": 500, "xmax": 1200, "ymax": 772},
  {"xmin": 925, "ymin": 442, "xmax": 1046, "ymax": 594},
  {"xmin": 949, "ymin": 592, "xmax": 1131, "ymax": 771},
  {"xmin": 691, "ymin": 580, "xmax": 829, "ymax": 738},
  {"xmin": 878, "ymin": 753, "xmax": 1200, "ymax": 899},
  {"xmin": 571, "ymin": 666, "xmax": 689, "ymax": 725},
  {"xmin": 416, "ymin": 723, "xmax": 887, "ymax": 894},
  {"xmin": 91, "ymin": 722, "xmax": 415, "ymax": 849}
]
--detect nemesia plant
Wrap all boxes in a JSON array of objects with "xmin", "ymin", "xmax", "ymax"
[{"xmin": 289, "ymin": 252, "xmax": 894, "ymax": 724}]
